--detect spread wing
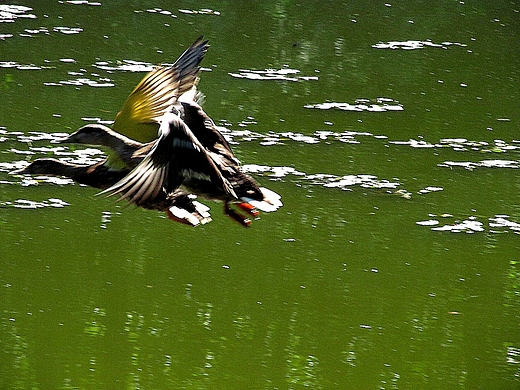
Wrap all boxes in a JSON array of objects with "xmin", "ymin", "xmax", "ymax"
[{"xmin": 112, "ymin": 37, "xmax": 209, "ymax": 143}]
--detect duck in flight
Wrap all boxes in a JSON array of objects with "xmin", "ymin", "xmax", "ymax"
[
  {"xmin": 99, "ymin": 93, "xmax": 282, "ymax": 227},
  {"xmin": 12, "ymin": 37, "xmax": 282, "ymax": 227}
]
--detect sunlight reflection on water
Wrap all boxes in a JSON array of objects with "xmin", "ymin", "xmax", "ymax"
[
  {"xmin": 0, "ymin": 61, "xmax": 51, "ymax": 70},
  {"xmin": 372, "ymin": 40, "xmax": 467, "ymax": 50},
  {"xmin": 1, "ymin": 197, "xmax": 69, "ymax": 209},
  {"xmin": 229, "ymin": 68, "xmax": 319, "ymax": 82},
  {"xmin": 305, "ymin": 98, "xmax": 403, "ymax": 112},
  {"xmin": 439, "ymin": 160, "xmax": 519, "ymax": 170},
  {"xmin": 0, "ymin": 4, "xmax": 36, "ymax": 22},
  {"xmin": 94, "ymin": 60, "xmax": 154, "ymax": 73},
  {"xmin": 44, "ymin": 77, "xmax": 114, "ymax": 88},
  {"xmin": 417, "ymin": 214, "xmax": 520, "ymax": 234}
]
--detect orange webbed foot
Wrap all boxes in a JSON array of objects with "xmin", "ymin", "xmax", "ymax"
[{"xmin": 237, "ymin": 202, "xmax": 260, "ymax": 217}]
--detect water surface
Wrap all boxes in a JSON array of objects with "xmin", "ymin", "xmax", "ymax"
[{"xmin": 1, "ymin": 1, "xmax": 519, "ymax": 389}]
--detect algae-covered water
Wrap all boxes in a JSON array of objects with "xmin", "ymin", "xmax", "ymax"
[{"xmin": 1, "ymin": 1, "xmax": 519, "ymax": 389}]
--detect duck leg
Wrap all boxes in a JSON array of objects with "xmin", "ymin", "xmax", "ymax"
[
  {"xmin": 224, "ymin": 201, "xmax": 252, "ymax": 227},
  {"xmin": 237, "ymin": 202, "xmax": 260, "ymax": 217}
]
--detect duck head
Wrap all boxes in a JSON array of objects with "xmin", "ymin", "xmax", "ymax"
[{"xmin": 60, "ymin": 124, "xmax": 121, "ymax": 146}]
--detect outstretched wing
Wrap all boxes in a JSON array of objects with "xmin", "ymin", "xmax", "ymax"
[{"xmin": 112, "ymin": 37, "xmax": 209, "ymax": 143}]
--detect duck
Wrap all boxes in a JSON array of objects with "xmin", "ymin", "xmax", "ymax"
[
  {"xmin": 12, "ymin": 37, "xmax": 282, "ymax": 226},
  {"xmin": 13, "ymin": 99, "xmax": 282, "ymax": 227},
  {"xmin": 100, "ymin": 96, "xmax": 283, "ymax": 227},
  {"xmin": 50, "ymin": 95, "xmax": 283, "ymax": 226},
  {"xmin": 11, "ymin": 37, "xmax": 215, "ymax": 226}
]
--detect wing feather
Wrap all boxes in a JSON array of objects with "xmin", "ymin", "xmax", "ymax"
[
  {"xmin": 99, "ymin": 111, "xmax": 236, "ymax": 206},
  {"xmin": 112, "ymin": 37, "xmax": 209, "ymax": 143}
]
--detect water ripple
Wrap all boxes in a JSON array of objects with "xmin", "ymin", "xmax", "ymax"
[
  {"xmin": 178, "ymin": 8, "xmax": 220, "ymax": 16},
  {"xmin": 20, "ymin": 175, "xmax": 76, "ymax": 186},
  {"xmin": 439, "ymin": 160, "xmax": 519, "ymax": 170},
  {"xmin": 44, "ymin": 77, "xmax": 114, "ymax": 88},
  {"xmin": 417, "ymin": 214, "xmax": 520, "ymax": 234},
  {"xmin": 229, "ymin": 68, "xmax": 318, "ymax": 82},
  {"xmin": 391, "ymin": 138, "xmax": 519, "ymax": 153},
  {"xmin": 65, "ymin": 0, "xmax": 102, "ymax": 5},
  {"xmin": 137, "ymin": 8, "xmax": 176, "ymax": 19},
  {"xmin": 417, "ymin": 186, "xmax": 443, "ymax": 194},
  {"xmin": 9, "ymin": 131, "xmax": 67, "ymax": 143},
  {"xmin": 53, "ymin": 26, "xmax": 84, "ymax": 35},
  {"xmin": 0, "ymin": 5, "xmax": 36, "ymax": 22},
  {"xmin": 305, "ymin": 98, "xmax": 403, "ymax": 112},
  {"xmin": 8, "ymin": 26, "xmax": 83, "ymax": 39},
  {"xmin": 0, "ymin": 61, "xmax": 51, "ymax": 70},
  {"xmin": 93, "ymin": 60, "xmax": 154, "ymax": 73},
  {"xmin": 1, "ymin": 198, "xmax": 70, "ymax": 209},
  {"xmin": 243, "ymin": 164, "xmax": 405, "ymax": 194},
  {"xmin": 372, "ymin": 40, "xmax": 467, "ymax": 50},
  {"xmin": 219, "ymin": 128, "xmax": 379, "ymax": 146},
  {"xmin": 506, "ymin": 346, "xmax": 520, "ymax": 364}
]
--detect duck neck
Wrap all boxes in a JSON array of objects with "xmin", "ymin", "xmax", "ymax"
[
  {"xmin": 55, "ymin": 160, "xmax": 128, "ymax": 189},
  {"xmin": 83, "ymin": 126, "xmax": 143, "ymax": 169}
]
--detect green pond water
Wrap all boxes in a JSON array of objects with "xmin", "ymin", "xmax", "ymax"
[{"xmin": 1, "ymin": 1, "xmax": 519, "ymax": 389}]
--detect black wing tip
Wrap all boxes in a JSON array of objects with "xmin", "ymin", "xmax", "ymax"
[
  {"xmin": 188, "ymin": 36, "xmax": 210, "ymax": 59},
  {"xmin": 193, "ymin": 35, "xmax": 209, "ymax": 49},
  {"xmin": 171, "ymin": 36, "xmax": 210, "ymax": 70}
]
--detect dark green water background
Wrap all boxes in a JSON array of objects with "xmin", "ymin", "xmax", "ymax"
[{"xmin": 1, "ymin": 1, "xmax": 519, "ymax": 389}]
